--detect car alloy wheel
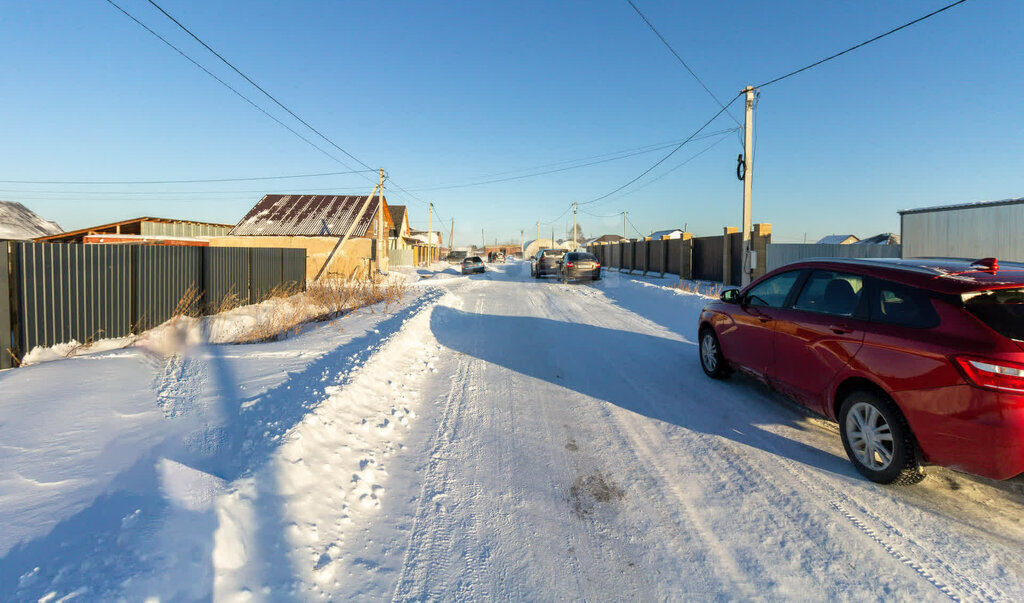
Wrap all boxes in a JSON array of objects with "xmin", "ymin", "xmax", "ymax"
[
  {"xmin": 699, "ymin": 328, "xmax": 728, "ymax": 379},
  {"xmin": 839, "ymin": 392, "xmax": 925, "ymax": 485},
  {"xmin": 845, "ymin": 402, "xmax": 894, "ymax": 471}
]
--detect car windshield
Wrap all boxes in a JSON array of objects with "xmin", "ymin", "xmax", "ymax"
[{"xmin": 963, "ymin": 288, "xmax": 1024, "ymax": 340}]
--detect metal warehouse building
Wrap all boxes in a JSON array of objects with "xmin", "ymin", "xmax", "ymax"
[{"xmin": 899, "ymin": 197, "xmax": 1024, "ymax": 260}]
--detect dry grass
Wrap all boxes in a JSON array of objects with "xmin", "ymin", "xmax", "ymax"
[
  {"xmin": 673, "ymin": 279, "xmax": 724, "ymax": 297},
  {"xmin": 233, "ymin": 275, "xmax": 407, "ymax": 344}
]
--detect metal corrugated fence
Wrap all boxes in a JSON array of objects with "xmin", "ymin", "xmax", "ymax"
[
  {"xmin": 204, "ymin": 247, "xmax": 249, "ymax": 314},
  {"xmin": 0, "ymin": 242, "xmax": 306, "ymax": 369},
  {"xmin": 766, "ymin": 243, "xmax": 901, "ymax": 272},
  {"xmin": 1, "ymin": 244, "xmax": 12, "ymax": 367}
]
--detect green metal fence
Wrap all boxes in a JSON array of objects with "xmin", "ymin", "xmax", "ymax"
[{"xmin": 0, "ymin": 242, "xmax": 306, "ymax": 369}]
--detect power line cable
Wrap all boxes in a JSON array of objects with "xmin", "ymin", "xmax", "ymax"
[
  {"xmin": 581, "ymin": 92, "xmax": 742, "ymax": 206},
  {"xmin": 409, "ymin": 128, "xmax": 737, "ymax": 192},
  {"xmin": 111, "ymin": 1, "xmax": 436, "ymax": 214},
  {"xmin": 625, "ymin": 0, "xmax": 742, "ymax": 127},
  {"xmin": 145, "ymin": 0, "xmax": 375, "ymax": 174},
  {"xmin": 586, "ymin": 129, "xmax": 734, "ymax": 209},
  {"xmin": 0, "ymin": 169, "xmax": 375, "ymax": 186},
  {"xmin": 624, "ymin": 214, "xmax": 646, "ymax": 238},
  {"xmin": 104, "ymin": 0, "xmax": 358, "ymax": 170},
  {"xmin": 755, "ymin": 0, "xmax": 970, "ymax": 89},
  {"xmin": 581, "ymin": 209, "xmax": 624, "ymax": 218},
  {"xmin": 541, "ymin": 204, "xmax": 573, "ymax": 226}
]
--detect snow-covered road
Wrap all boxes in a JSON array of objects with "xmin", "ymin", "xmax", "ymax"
[{"xmin": 2, "ymin": 260, "xmax": 1024, "ymax": 600}]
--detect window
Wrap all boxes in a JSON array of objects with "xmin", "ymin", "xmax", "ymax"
[
  {"xmin": 964, "ymin": 288, "xmax": 1024, "ymax": 339},
  {"xmin": 794, "ymin": 271, "xmax": 864, "ymax": 317},
  {"xmin": 866, "ymin": 280, "xmax": 939, "ymax": 328},
  {"xmin": 744, "ymin": 271, "xmax": 802, "ymax": 308}
]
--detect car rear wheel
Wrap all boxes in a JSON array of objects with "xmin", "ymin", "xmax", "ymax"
[
  {"xmin": 698, "ymin": 328, "xmax": 729, "ymax": 379},
  {"xmin": 839, "ymin": 392, "xmax": 925, "ymax": 485}
]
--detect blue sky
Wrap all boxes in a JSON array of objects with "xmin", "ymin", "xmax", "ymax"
[{"xmin": 1, "ymin": 0, "xmax": 1020, "ymax": 244}]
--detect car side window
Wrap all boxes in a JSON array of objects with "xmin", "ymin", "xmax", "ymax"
[
  {"xmin": 744, "ymin": 271, "xmax": 802, "ymax": 308},
  {"xmin": 793, "ymin": 271, "xmax": 864, "ymax": 317},
  {"xmin": 868, "ymin": 279, "xmax": 939, "ymax": 328}
]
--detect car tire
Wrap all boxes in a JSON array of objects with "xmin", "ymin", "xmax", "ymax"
[
  {"xmin": 839, "ymin": 391, "xmax": 925, "ymax": 486},
  {"xmin": 698, "ymin": 327, "xmax": 729, "ymax": 379}
]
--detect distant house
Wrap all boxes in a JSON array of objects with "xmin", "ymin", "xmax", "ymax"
[
  {"xmin": 218, "ymin": 194, "xmax": 394, "ymax": 280},
  {"xmin": 35, "ymin": 216, "xmax": 231, "ymax": 245},
  {"xmin": 648, "ymin": 229, "xmax": 684, "ymax": 240},
  {"xmin": 816, "ymin": 234, "xmax": 859, "ymax": 245},
  {"xmin": 388, "ymin": 204, "xmax": 415, "ymax": 250},
  {"xmin": 855, "ymin": 233, "xmax": 900, "ymax": 246},
  {"xmin": 408, "ymin": 229, "xmax": 442, "ymax": 247},
  {"xmin": 586, "ymin": 234, "xmax": 628, "ymax": 245},
  {"xmin": 0, "ymin": 201, "xmax": 62, "ymax": 240}
]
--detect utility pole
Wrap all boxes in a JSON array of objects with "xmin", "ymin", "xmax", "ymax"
[
  {"xmin": 314, "ymin": 167, "xmax": 383, "ymax": 281},
  {"xmin": 449, "ymin": 218, "xmax": 454, "ymax": 251},
  {"xmin": 572, "ymin": 202, "xmax": 578, "ymax": 249},
  {"xmin": 481, "ymin": 228, "xmax": 485, "ymax": 253},
  {"xmin": 427, "ymin": 202, "xmax": 433, "ymax": 266},
  {"xmin": 520, "ymin": 229, "xmax": 524, "ymax": 255},
  {"xmin": 536, "ymin": 221, "xmax": 540, "ymax": 249},
  {"xmin": 741, "ymin": 85, "xmax": 755, "ymax": 286},
  {"xmin": 623, "ymin": 211, "xmax": 627, "ymax": 240}
]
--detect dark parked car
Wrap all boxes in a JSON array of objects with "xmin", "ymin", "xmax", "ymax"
[
  {"xmin": 698, "ymin": 257, "xmax": 1024, "ymax": 485},
  {"xmin": 461, "ymin": 256, "xmax": 485, "ymax": 275},
  {"xmin": 531, "ymin": 249, "xmax": 564, "ymax": 278},
  {"xmin": 557, "ymin": 252, "xmax": 601, "ymax": 283}
]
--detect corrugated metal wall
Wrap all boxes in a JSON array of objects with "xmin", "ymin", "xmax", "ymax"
[
  {"xmin": 1, "ymin": 243, "xmax": 307, "ymax": 367},
  {"xmin": 251, "ymin": 248, "xmax": 285, "ymax": 303},
  {"xmin": 15, "ymin": 243, "xmax": 133, "ymax": 354},
  {"xmin": 135, "ymin": 246, "xmax": 203, "ymax": 330},
  {"xmin": 204, "ymin": 247, "xmax": 249, "ymax": 313},
  {"xmin": 693, "ymin": 236, "xmax": 724, "ymax": 282},
  {"xmin": 1, "ymin": 243, "xmax": 12, "ymax": 369},
  {"xmin": 901, "ymin": 202, "xmax": 1024, "ymax": 260},
  {"xmin": 388, "ymin": 248, "xmax": 415, "ymax": 267},
  {"xmin": 766, "ymin": 243, "xmax": 902, "ymax": 272},
  {"xmin": 667, "ymin": 239, "xmax": 682, "ymax": 274},
  {"xmin": 141, "ymin": 221, "xmax": 232, "ymax": 238}
]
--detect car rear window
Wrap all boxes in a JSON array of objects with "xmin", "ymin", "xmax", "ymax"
[
  {"xmin": 868, "ymin": 280, "xmax": 939, "ymax": 328},
  {"xmin": 542, "ymin": 250, "xmax": 563, "ymax": 257},
  {"xmin": 964, "ymin": 288, "xmax": 1024, "ymax": 340}
]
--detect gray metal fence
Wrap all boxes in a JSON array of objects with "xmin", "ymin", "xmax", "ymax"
[
  {"xmin": 766, "ymin": 243, "xmax": 902, "ymax": 272},
  {"xmin": 1, "ymin": 242, "xmax": 306, "ymax": 369},
  {"xmin": 388, "ymin": 248, "xmax": 415, "ymax": 267}
]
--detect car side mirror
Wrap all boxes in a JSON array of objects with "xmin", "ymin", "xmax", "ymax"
[{"xmin": 720, "ymin": 289, "xmax": 741, "ymax": 304}]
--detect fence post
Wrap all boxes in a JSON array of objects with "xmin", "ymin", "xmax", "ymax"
[
  {"xmin": 680, "ymin": 232, "xmax": 693, "ymax": 280},
  {"xmin": 722, "ymin": 226, "xmax": 738, "ymax": 286},
  {"xmin": 751, "ymin": 223, "xmax": 772, "ymax": 281}
]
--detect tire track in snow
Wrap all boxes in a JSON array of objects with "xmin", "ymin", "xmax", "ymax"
[
  {"xmin": 392, "ymin": 346, "xmax": 473, "ymax": 600},
  {"xmin": 577, "ymin": 278, "xmax": 1014, "ymax": 600}
]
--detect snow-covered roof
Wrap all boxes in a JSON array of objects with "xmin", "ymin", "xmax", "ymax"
[
  {"xmin": 854, "ymin": 233, "xmax": 900, "ymax": 246},
  {"xmin": 648, "ymin": 229, "xmax": 683, "ymax": 239},
  {"xmin": 229, "ymin": 194, "xmax": 388, "ymax": 237},
  {"xmin": 816, "ymin": 234, "xmax": 859, "ymax": 245},
  {"xmin": 408, "ymin": 230, "xmax": 442, "ymax": 246},
  {"xmin": 0, "ymin": 201, "xmax": 63, "ymax": 240}
]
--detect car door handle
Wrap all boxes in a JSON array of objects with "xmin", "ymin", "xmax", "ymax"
[
  {"xmin": 758, "ymin": 316, "xmax": 772, "ymax": 323},
  {"xmin": 829, "ymin": 324, "xmax": 852, "ymax": 334}
]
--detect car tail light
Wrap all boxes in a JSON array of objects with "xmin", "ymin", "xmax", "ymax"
[
  {"xmin": 595, "ymin": 263, "xmax": 601, "ymax": 268},
  {"xmin": 566, "ymin": 262, "xmax": 574, "ymax": 268},
  {"xmin": 954, "ymin": 356, "xmax": 1024, "ymax": 393}
]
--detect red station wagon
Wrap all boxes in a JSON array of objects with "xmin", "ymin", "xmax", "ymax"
[{"xmin": 698, "ymin": 257, "xmax": 1024, "ymax": 485}]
